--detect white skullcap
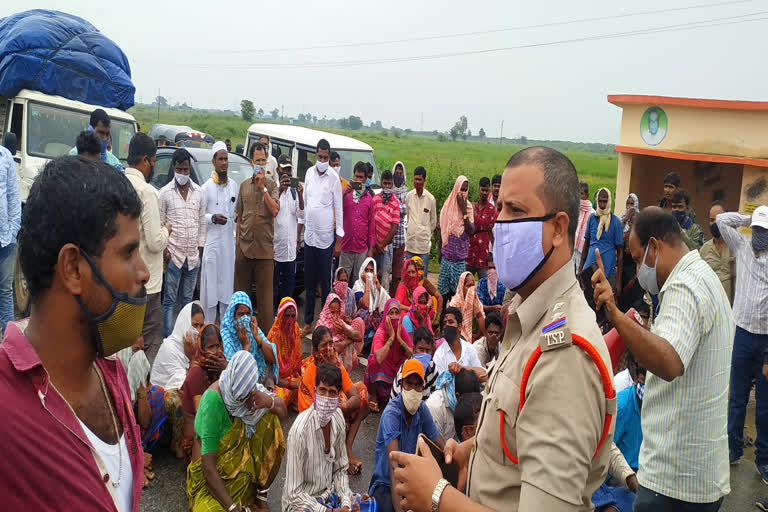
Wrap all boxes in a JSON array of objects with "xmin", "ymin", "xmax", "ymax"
[{"xmin": 211, "ymin": 141, "xmax": 227, "ymax": 158}]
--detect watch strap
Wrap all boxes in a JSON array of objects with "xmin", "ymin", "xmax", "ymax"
[{"xmin": 431, "ymin": 478, "xmax": 449, "ymax": 512}]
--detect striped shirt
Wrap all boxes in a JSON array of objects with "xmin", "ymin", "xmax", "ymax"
[
  {"xmin": 282, "ymin": 406, "xmax": 353, "ymax": 512},
  {"xmin": 639, "ymin": 250, "xmax": 734, "ymax": 503},
  {"xmin": 716, "ymin": 212, "xmax": 768, "ymax": 334},
  {"xmin": 373, "ymin": 193, "xmax": 400, "ymax": 245}
]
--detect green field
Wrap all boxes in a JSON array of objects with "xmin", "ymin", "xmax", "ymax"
[{"xmin": 128, "ymin": 105, "xmax": 618, "ymax": 209}]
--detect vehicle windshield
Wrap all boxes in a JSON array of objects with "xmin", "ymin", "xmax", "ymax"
[
  {"xmin": 197, "ymin": 157, "xmax": 254, "ymax": 188},
  {"xmin": 26, "ymin": 101, "xmax": 136, "ymax": 163}
]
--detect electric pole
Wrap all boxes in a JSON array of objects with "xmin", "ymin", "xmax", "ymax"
[
  {"xmin": 156, "ymin": 88, "xmax": 160, "ymax": 122},
  {"xmin": 420, "ymin": 112, "xmax": 424, "ymax": 132},
  {"xmin": 499, "ymin": 120, "xmax": 504, "ymax": 144}
]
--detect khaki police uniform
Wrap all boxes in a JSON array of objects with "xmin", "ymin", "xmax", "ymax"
[{"xmin": 467, "ymin": 262, "xmax": 616, "ymax": 511}]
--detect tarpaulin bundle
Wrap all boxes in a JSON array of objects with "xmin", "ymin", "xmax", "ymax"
[{"xmin": 0, "ymin": 9, "xmax": 134, "ymax": 109}]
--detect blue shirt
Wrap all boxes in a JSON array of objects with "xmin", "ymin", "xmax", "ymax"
[
  {"xmin": 476, "ymin": 277, "xmax": 505, "ymax": 307},
  {"xmin": 0, "ymin": 146, "xmax": 21, "ymax": 248},
  {"xmin": 614, "ymin": 385, "xmax": 642, "ymax": 471},
  {"xmin": 583, "ymin": 214, "xmax": 623, "ymax": 276},
  {"xmin": 369, "ymin": 395, "xmax": 440, "ymax": 494}
]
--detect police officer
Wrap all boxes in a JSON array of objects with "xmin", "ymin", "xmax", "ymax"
[{"xmin": 390, "ymin": 146, "xmax": 615, "ymax": 512}]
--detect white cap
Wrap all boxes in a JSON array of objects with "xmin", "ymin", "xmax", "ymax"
[
  {"xmin": 752, "ymin": 205, "xmax": 768, "ymax": 230},
  {"xmin": 211, "ymin": 141, "xmax": 227, "ymax": 159}
]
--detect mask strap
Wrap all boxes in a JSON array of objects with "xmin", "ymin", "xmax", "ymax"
[
  {"xmin": 495, "ymin": 213, "xmax": 556, "ymax": 225},
  {"xmin": 79, "ymin": 250, "xmax": 147, "ymax": 306}
]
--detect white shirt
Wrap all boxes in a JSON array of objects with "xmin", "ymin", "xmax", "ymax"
[
  {"xmin": 78, "ymin": 419, "xmax": 133, "ymax": 512},
  {"xmin": 125, "ymin": 168, "xmax": 168, "ymax": 294},
  {"xmin": 282, "ymin": 407, "xmax": 353, "ymax": 512},
  {"xmin": 158, "ymin": 180, "xmax": 206, "ymax": 270},
  {"xmin": 426, "ymin": 389, "xmax": 455, "ymax": 440},
  {"xmin": 274, "ymin": 187, "xmax": 305, "ymax": 263},
  {"xmin": 200, "ymin": 178, "xmax": 239, "ymax": 308},
  {"xmin": 613, "ymin": 368, "xmax": 633, "ymax": 394},
  {"xmin": 433, "ymin": 339, "xmax": 482, "ymax": 375},
  {"xmin": 716, "ymin": 212, "xmax": 768, "ymax": 334},
  {"xmin": 302, "ymin": 166, "xmax": 344, "ymax": 249},
  {"xmin": 266, "ymin": 154, "xmax": 278, "ymax": 181}
]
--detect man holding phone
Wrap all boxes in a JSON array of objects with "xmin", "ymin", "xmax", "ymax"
[
  {"xmin": 200, "ymin": 141, "xmax": 239, "ymax": 323},
  {"xmin": 273, "ymin": 154, "xmax": 304, "ymax": 313},
  {"xmin": 340, "ymin": 161, "xmax": 376, "ymax": 282}
]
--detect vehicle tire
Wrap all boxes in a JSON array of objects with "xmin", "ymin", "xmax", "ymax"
[{"xmin": 13, "ymin": 251, "xmax": 30, "ymax": 317}]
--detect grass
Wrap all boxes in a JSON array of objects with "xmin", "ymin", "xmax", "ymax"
[{"xmin": 129, "ymin": 104, "xmax": 617, "ymax": 200}]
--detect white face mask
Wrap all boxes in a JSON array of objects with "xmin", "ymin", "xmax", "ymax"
[
  {"xmin": 332, "ymin": 165, "xmax": 340, "ymax": 173},
  {"xmin": 637, "ymin": 242, "xmax": 660, "ymax": 295},
  {"xmin": 175, "ymin": 173, "xmax": 190, "ymax": 186},
  {"xmin": 316, "ymin": 161, "xmax": 330, "ymax": 173},
  {"xmin": 402, "ymin": 389, "xmax": 422, "ymax": 415}
]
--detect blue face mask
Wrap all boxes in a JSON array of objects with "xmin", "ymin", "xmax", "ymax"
[
  {"xmin": 753, "ymin": 228, "xmax": 768, "ymax": 254},
  {"xmin": 492, "ymin": 214, "xmax": 555, "ymax": 291},
  {"xmin": 365, "ymin": 178, "xmax": 372, "ymax": 187},
  {"xmin": 672, "ymin": 210, "xmax": 687, "ymax": 226},
  {"xmin": 413, "ymin": 352, "xmax": 431, "ymax": 374},
  {"xmin": 253, "ymin": 165, "xmax": 265, "ymax": 174},
  {"xmin": 635, "ymin": 381, "xmax": 644, "ymax": 403}
]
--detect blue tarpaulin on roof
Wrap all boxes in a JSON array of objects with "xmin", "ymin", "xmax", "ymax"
[{"xmin": 0, "ymin": 9, "xmax": 134, "ymax": 110}]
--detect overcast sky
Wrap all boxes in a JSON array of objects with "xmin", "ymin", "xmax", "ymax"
[{"xmin": 4, "ymin": 0, "xmax": 767, "ymax": 143}]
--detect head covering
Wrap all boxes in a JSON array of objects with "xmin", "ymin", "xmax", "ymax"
[
  {"xmin": 150, "ymin": 301, "xmax": 200, "ymax": 390},
  {"xmin": 116, "ymin": 347, "xmax": 151, "ymax": 404},
  {"xmin": 576, "ymin": 198, "xmax": 595, "ymax": 251},
  {"xmin": 400, "ymin": 256, "xmax": 424, "ymax": 305},
  {"xmin": 449, "ymin": 271, "xmax": 485, "ymax": 342},
  {"xmin": 191, "ymin": 323, "xmax": 226, "ymax": 382},
  {"xmin": 439, "ymin": 176, "xmax": 474, "ymax": 246},
  {"xmin": 351, "ymin": 257, "xmax": 390, "ymax": 312},
  {"xmin": 333, "ymin": 267, "xmax": 349, "ymax": 302},
  {"xmin": 221, "ymin": 292, "xmax": 280, "ymax": 386},
  {"xmin": 211, "ymin": 140, "xmax": 227, "ymax": 158},
  {"xmin": 435, "ymin": 370, "xmax": 458, "ymax": 410},
  {"xmin": 317, "ymin": 293, "xmax": 349, "ymax": 345},
  {"xmin": 594, "ymin": 188, "xmax": 613, "ymax": 240},
  {"xmin": 402, "ymin": 358, "xmax": 425, "ymax": 381},
  {"xmin": 621, "ymin": 193, "xmax": 640, "ymax": 233},
  {"xmin": 219, "ymin": 351, "xmax": 272, "ymax": 437},
  {"xmin": 392, "ymin": 161, "xmax": 408, "ymax": 190},
  {"xmin": 267, "ymin": 297, "xmax": 302, "ymax": 380},
  {"xmin": 407, "ymin": 286, "xmax": 434, "ymax": 335},
  {"xmin": 751, "ymin": 205, "xmax": 768, "ymax": 230}
]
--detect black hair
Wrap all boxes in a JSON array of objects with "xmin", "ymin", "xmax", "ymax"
[
  {"xmin": 353, "ymin": 161, "xmax": 367, "ymax": 176},
  {"xmin": 486, "ymin": 252, "xmax": 494, "ymax": 263},
  {"xmin": 2, "ymin": 132, "xmax": 17, "ymax": 154},
  {"xmin": 443, "ymin": 306, "xmax": 463, "ymax": 326},
  {"xmin": 455, "ymin": 368, "xmax": 481, "ymax": 395},
  {"xmin": 172, "ymin": 148, "xmax": 191, "ymax": 167},
  {"xmin": 505, "ymin": 146, "xmax": 579, "ymax": 248},
  {"xmin": 200, "ymin": 324, "xmax": 222, "ymax": 349},
  {"xmin": 330, "ymin": 151, "xmax": 340, "ymax": 161},
  {"xmin": 479, "ymin": 177, "xmax": 491, "ymax": 188},
  {"xmin": 454, "ymin": 392, "xmax": 482, "ymax": 436},
  {"xmin": 317, "ymin": 138, "xmax": 331, "ymax": 153},
  {"xmin": 127, "ymin": 133, "xmax": 156, "ymax": 166},
  {"xmin": 312, "ymin": 325, "xmax": 332, "ymax": 352},
  {"xmin": 491, "ymin": 174, "xmax": 502, "ymax": 185},
  {"xmin": 710, "ymin": 200, "xmax": 725, "ymax": 209},
  {"xmin": 394, "ymin": 162, "xmax": 404, "ymax": 171},
  {"xmin": 671, "ymin": 188, "xmax": 691, "ymax": 207},
  {"xmin": 632, "ymin": 206, "xmax": 682, "ymax": 246},
  {"xmin": 485, "ymin": 311, "xmax": 503, "ymax": 330},
  {"xmin": 580, "ymin": 182, "xmax": 589, "ymax": 195},
  {"xmin": 413, "ymin": 166, "xmax": 427, "ymax": 178},
  {"xmin": 89, "ymin": 108, "xmax": 110, "ymax": 129},
  {"xmin": 258, "ymin": 134, "xmax": 269, "ymax": 142},
  {"xmin": 235, "ymin": 143, "xmax": 244, "ymax": 155},
  {"xmin": 249, "ymin": 142, "xmax": 267, "ymax": 160},
  {"xmin": 76, "ymin": 130, "xmax": 101, "ymax": 156},
  {"xmin": 663, "ymin": 172, "xmax": 680, "ymax": 187},
  {"xmin": 635, "ymin": 300, "xmax": 650, "ymax": 318},
  {"xmin": 19, "ymin": 157, "xmax": 142, "ymax": 301},
  {"xmin": 225, "ymin": 138, "xmax": 231, "ymax": 144},
  {"xmin": 316, "ymin": 362, "xmax": 343, "ymax": 391},
  {"xmin": 626, "ymin": 350, "xmax": 647, "ymax": 378},
  {"xmin": 381, "ymin": 170, "xmax": 393, "ymax": 182},
  {"xmin": 413, "ymin": 327, "xmax": 435, "ymax": 347},
  {"xmin": 365, "ymin": 162, "xmax": 374, "ymax": 177},
  {"xmin": 191, "ymin": 303, "xmax": 204, "ymax": 318}
]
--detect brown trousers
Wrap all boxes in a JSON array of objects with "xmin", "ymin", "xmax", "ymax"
[{"xmin": 234, "ymin": 247, "xmax": 274, "ymax": 334}]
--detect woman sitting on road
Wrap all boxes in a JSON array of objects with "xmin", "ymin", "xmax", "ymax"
[
  {"xmin": 364, "ymin": 299, "xmax": 413, "ymax": 412},
  {"xmin": 402, "ymin": 286, "xmax": 435, "ymax": 336},
  {"xmin": 268, "ymin": 297, "xmax": 303, "ymax": 410},
  {"xmin": 333, "ymin": 267, "xmax": 357, "ymax": 318},
  {"xmin": 449, "ymin": 271, "xmax": 486, "ymax": 342},
  {"xmin": 187, "ymin": 351, "xmax": 287, "ymax": 512},
  {"xmin": 351, "ymin": 257, "xmax": 390, "ymax": 345},
  {"xmin": 180, "ymin": 324, "xmax": 227, "ymax": 465},
  {"xmin": 150, "ymin": 301, "xmax": 205, "ymax": 459},
  {"xmin": 221, "ymin": 291, "xmax": 279, "ymax": 388},
  {"xmin": 317, "ymin": 293, "xmax": 365, "ymax": 374},
  {"xmin": 395, "ymin": 256, "xmax": 442, "ymax": 319}
]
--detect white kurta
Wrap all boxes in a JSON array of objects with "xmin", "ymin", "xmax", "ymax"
[{"xmin": 200, "ymin": 178, "xmax": 238, "ymax": 310}]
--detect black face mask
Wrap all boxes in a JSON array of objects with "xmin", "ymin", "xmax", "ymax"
[
  {"xmin": 443, "ymin": 325, "xmax": 459, "ymax": 344},
  {"xmin": 710, "ymin": 222, "xmax": 721, "ymax": 239}
]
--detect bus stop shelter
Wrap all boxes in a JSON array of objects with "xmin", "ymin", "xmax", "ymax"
[{"xmin": 609, "ymin": 94, "xmax": 768, "ymax": 220}]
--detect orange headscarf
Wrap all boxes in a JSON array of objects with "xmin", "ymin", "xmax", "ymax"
[
  {"xmin": 449, "ymin": 271, "xmax": 485, "ymax": 341},
  {"xmin": 439, "ymin": 175, "xmax": 474, "ymax": 246},
  {"xmin": 267, "ymin": 297, "xmax": 302, "ymax": 380}
]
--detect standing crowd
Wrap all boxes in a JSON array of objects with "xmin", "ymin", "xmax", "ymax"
[{"xmin": 0, "ymin": 109, "xmax": 766, "ymax": 512}]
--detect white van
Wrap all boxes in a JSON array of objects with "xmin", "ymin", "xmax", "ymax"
[
  {"xmin": 244, "ymin": 123, "xmax": 379, "ymax": 184},
  {"xmin": 0, "ymin": 89, "xmax": 137, "ymax": 313},
  {"xmin": 1, "ymin": 89, "xmax": 138, "ymax": 201}
]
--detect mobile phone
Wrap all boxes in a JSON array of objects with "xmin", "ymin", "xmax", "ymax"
[
  {"xmin": 579, "ymin": 262, "xmax": 609, "ymax": 329},
  {"xmin": 290, "ymin": 177, "xmax": 299, "ymax": 188},
  {"xmin": 418, "ymin": 434, "xmax": 459, "ymax": 487},
  {"xmin": 351, "ymin": 181, "xmax": 362, "ymax": 190}
]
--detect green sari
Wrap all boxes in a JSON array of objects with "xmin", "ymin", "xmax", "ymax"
[{"xmin": 186, "ymin": 412, "xmax": 286, "ymax": 511}]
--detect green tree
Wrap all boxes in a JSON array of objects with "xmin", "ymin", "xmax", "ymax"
[
  {"xmin": 450, "ymin": 115, "xmax": 468, "ymax": 141},
  {"xmin": 479, "ymin": 128, "xmax": 486, "ymax": 139},
  {"xmin": 240, "ymin": 99, "xmax": 255, "ymax": 122},
  {"xmin": 270, "ymin": 108, "xmax": 279, "ymax": 120},
  {"xmin": 257, "ymin": 108, "xmax": 264, "ymax": 118},
  {"xmin": 155, "ymin": 96, "xmax": 168, "ymax": 107},
  {"xmin": 348, "ymin": 115, "xmax": 363, "ymax": 130}
]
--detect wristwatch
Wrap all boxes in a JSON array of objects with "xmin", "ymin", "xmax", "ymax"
[
  {"xmin": 463, "ymin": 214, "xmax": 469, "ymax": 220},
  {"xmin": 227, "ymin": 503, "xmax": 238, "ymax": 512},
  {"xmin": 432, "ymin": 478, "xmax": 449, "ymax": 512},
  {"xmin": 263, "ymin": 187, "xmax": 268, "ymax": 194}
]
